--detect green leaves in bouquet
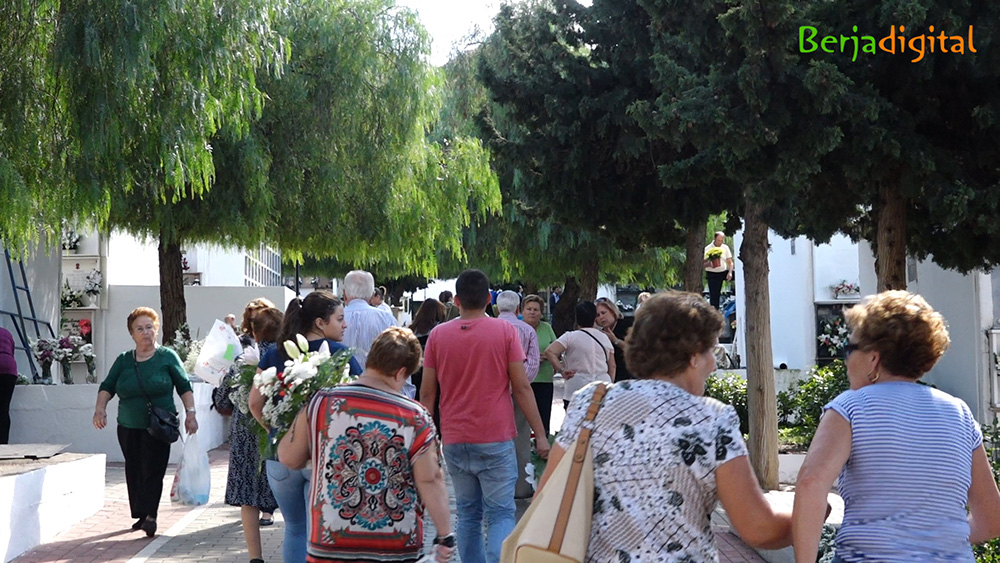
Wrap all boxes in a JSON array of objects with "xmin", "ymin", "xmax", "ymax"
[{"xmin": 252, "ymin": 343, "xmax": 357, "ymax": 464}]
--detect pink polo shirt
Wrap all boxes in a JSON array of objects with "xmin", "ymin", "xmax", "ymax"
[{"xmin": 424, "ymin": 317, "xmax": 525, "ymax": 445}]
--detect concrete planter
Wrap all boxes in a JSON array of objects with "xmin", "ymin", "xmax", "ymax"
[{"xmin": 9, "ymin": 381, "xmax": 226, "ymax": 463}]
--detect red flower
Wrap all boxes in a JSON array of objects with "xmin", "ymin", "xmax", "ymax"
[{"xmin": 78, "ymin": 319, "xmax": 92, "ymax": 335}]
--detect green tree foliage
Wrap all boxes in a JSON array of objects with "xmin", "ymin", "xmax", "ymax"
[
  {"xmin": 794, "ymin": 2, "xmax": 1000, "ymax": 290},
  {"xmin": 0, "ymin": 1, "xmax": 71, "ymax": 250},
  {"xmin": 99, "ymin": 0, "xmax": 499, "ymax": 340},
  {"xmin": 479, "ymin": 0, "xmax": 695, "ymax": 251}
]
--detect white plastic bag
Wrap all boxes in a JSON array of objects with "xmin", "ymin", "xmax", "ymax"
[
  {"xmin": 193, "ymin": 319, "xmax": 242, "ymax": 386},
  {"xmin": 170, "ymin": 434, "xmax": 210, "ymax": 505}
]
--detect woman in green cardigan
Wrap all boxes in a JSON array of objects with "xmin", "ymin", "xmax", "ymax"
[
  {"xmin": 522, "ymin": 294, "xmax": 557, "ymax": 436},
  {"xmin": 93, "ymin": 307, "xmax": 198, "ymax": 537}
]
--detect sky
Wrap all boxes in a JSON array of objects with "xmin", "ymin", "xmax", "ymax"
[{"xmin": 394, "ymin": 0, "xmax": 501, "ymax": 66}]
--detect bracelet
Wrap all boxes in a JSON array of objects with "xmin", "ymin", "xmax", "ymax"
[{"xmin": 185, "ymin": 408, "xmax": 196, "ymax": 413}]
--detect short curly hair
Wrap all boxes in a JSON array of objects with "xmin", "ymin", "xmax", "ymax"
[
  {"xmin": 844, "ymin": 290, "xmax": 949, "ymax": 379},
  {"xmin": 625, "ymin": 292, "xmax": 722, "ymax": 379},
  {"xmin": 366, "ymin": 327, "xmax": 422, "ymax": 377},
  {"xmin": 522, "ymin": 294, "xmax": 545, "ymax": 310},
  {"xmin": 127, "ymin": 307, "xmax": 160, "ymax": 333}
]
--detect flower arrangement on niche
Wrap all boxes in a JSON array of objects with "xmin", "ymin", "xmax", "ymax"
[
  {"xmin": 61, "ymin": 280, "xmax": 84, "ymax": 309},
  {"xmin": 61, "ymin": 221, "xmax": 82, "ymax": 252},
  {"xmin": 817, "ymin": 315, "xmax": 850, "ymax": 357},
  {"xmin": 830, "ymin": 280, "xmax": 860, "ymax": 298}
]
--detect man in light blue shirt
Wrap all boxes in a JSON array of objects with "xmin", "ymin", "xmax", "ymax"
[{"xmin": 342, "ymin": 270, "xmax": 398, "ymax": 370}]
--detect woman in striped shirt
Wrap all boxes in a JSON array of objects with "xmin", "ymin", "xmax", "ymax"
[{"xmin": 793, "ymin": 291, "xmax": 1000, "ymax": 562}]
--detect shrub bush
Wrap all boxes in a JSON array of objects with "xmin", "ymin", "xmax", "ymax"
[
  {"xmin": 975, "ymin": 418, "xmax": 1000, "ymax": 562},
  {"xmin": 704, "ymin": 372, "xmax": 748, "ymax": 435},
  {"xmin": 788, "ymin": 360, "xmax": 849, "ymax": 443}
]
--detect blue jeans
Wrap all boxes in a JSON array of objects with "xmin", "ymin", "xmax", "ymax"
[
  {"xmin": 443, "ymin": 440, "xmax": 517, "ymax": 563},
  {"xmin": 266, "ymin": 460, "xmax": 311, "ymax": 563}
]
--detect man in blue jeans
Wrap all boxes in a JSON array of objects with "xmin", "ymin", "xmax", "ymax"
[{"xmin": 421, "ymin": 270, "xmax": 550, "ymax": 563}]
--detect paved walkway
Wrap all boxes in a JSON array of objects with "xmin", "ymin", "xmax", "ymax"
[
  {"xmin": 12, "ymin": 443, "xmax": 763, "ymax": 563},
  {"xmin": 13, "ymin": 376, "xmax": 763, "ymax": 562}
]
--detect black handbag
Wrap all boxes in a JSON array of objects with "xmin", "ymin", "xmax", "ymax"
[{"xmin": 133, "ymin": 352, "xmax": 181, "ymax": 444}]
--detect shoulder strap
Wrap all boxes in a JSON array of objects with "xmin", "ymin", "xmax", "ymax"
[
  {"xmin": 550, "ymin": 382, "xmax": 609, "ymax": 551},
  {"xmin": 132, "ymin": 351, "xmax": 154, "ymax": 407},
  {"xmin": 580, "ymin": 329, "xmax": 610, "ymax": 369}
]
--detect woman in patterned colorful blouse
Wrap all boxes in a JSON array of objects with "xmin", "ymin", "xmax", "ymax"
[
  {"xmin": 278, "ymin": 327, "xmax": 454, "ymax": 563},
  {"xmin": 539, "ymin": 292, "xmax": 792, "ymax": 561}
]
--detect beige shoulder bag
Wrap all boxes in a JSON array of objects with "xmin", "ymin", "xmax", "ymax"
[{"xmin": 501, "ymin": 383, "xmax": 609, "ymax": 563}]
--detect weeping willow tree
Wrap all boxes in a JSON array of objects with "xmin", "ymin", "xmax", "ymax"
[{"xmin": 101, "ymin": 0, "xmax": 499, "ymax": 340}]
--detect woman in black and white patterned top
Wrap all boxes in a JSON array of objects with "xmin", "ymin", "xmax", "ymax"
[{"xmin": 540, "ymin": 291, "xmax": 792, "ymax": 562}]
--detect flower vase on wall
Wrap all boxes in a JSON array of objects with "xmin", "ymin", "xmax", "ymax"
[
  {"xmin": 38, "ymin": 363, "xmax": 53, "ymax": 384},
  {"xmin": 85, "ymin": 357, "xmax": 97, "ymax": 383},
  {"xmin": 84, "ymin": 293, "xmax": 98, "ymax": 307},
  {"xmin": 60, "ymin": 359, "xmax": 74, "ymax": 384}
]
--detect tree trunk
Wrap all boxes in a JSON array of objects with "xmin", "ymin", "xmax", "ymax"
[
  {"xmin": 552, "ymin": 276, "xmax": 580, "ymax": 337},
  {"xmin": 875, "ymin": 182, "xmax": 907, "ymax": 292},
  {"xmin": 740, "ymin": 198, "xmax": 779, "ymax": 490},
  {"xmin": 579, "ymin": 257, "xmax": 599, "ymax": 301},
  {"xmin": 158, "ymin": 235, "xmax": 187, "ymax": 346},
  {"xmin": 685, "ymin": 216, "xmax": 708, "ymax": 293}
]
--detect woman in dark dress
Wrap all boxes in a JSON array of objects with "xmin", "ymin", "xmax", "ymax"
[
  {"xmin": 224, "ymin": 306, "xmax": 281, "ymax": 563},
  {"xmin": 596, "ymin": 298, "xmax": 634, "ymax": 381}
]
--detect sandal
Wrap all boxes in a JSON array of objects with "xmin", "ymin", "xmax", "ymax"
[{"xmin": 259, "ymin": 517, "xmax": 274, "ymax": 526}]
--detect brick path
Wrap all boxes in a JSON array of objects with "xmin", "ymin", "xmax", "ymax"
[
  {"xmin": 11, "ymin": 442, "xmax": 763, "ymax": 562},
  {"xmin": 12, "ymin": 378, "xmax": 763, "ymax": 562}
]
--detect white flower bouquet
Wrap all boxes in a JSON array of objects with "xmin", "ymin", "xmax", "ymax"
[
  {"xmin": 817, "ymin": 316, "xmax": 850, "ymax": 357},
  {"xmin": 83, "ymin": 269, "xmax": 102, "ymax": 296},
  {"xmin": 252, "ymin": 335, "xmax": 355, "ymax": 453}
]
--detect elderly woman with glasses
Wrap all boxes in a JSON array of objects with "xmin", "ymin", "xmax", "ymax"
[{"xmin": 793, "ymin": 291, "xmax": 1000, "ymax": 561}]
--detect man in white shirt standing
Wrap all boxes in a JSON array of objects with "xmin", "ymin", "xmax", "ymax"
[
  {"xmin": 704, "ymin": 231, "xmax": 735, "ymax": 309},
  {"xmin": 342, "ymin": 271, "xmax": 398, "ymax": 368}
]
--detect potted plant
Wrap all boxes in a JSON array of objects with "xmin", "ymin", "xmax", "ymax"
[
  {"xmin": 61, "ymin": 221, "xmax": 82, "ymax": 254},
  {"xmin": 705, "ymin": 247, "xmax": 725, "ymax": 268},
  {"xmin": 83, "ymin": 269, "xmax": 102, "ymax": 306}
]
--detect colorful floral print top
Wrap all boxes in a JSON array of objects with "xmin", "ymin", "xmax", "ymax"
[
  {"xmin": 306, "ymin": 384, "xmax": 438, "ymax": 562},
  {"xmin": 557, "ymin": 380, "xmax": 748, "ymax": 562}
]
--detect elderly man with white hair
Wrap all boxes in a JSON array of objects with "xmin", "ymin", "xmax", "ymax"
[
  {"xmin": 342, "ymin": 270, "xmax": 398, "ymax": 369},
  {"xmin": 496, "ymin": 290, "xmax": 540, "ymax": 498}
]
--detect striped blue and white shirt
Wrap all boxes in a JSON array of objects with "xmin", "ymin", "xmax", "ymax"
[{"xmin": 826, "ymin": 381, "xmax": 982, "ymax": 562}]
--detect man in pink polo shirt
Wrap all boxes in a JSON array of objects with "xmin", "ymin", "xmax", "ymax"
[{"xmin": 420, "ymin": 269, "xmax": 549, "ymax": 563}]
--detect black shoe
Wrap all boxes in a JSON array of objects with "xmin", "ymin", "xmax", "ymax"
[
  {"xmin": 131, "ymin": 518, "xmax": 145, "ymax": 531},
  {"xmin": 141, "ymin": 517, "xmax": 157, "ymax": 537},
  {"xmin": 259, "ymin": 517, "xmax": 274, "ymax": 526},
  {"xmin": 250, "ymin": 559, "xmax": 265, "ymax": 563}
]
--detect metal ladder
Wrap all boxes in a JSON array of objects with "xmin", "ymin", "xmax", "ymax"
[{"xmin": 2, "ymin": 247, "xmax": 55, "ymax": 382}]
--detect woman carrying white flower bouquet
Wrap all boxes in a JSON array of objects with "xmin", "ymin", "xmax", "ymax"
[{"xmin": 249, "ymin": 291, "xmax": 362, "ymax": 563}]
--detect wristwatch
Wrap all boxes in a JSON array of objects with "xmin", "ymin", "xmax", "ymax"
[{"xmin": 433, "ymin": 533, "xmax": 456, "ymax": 548}]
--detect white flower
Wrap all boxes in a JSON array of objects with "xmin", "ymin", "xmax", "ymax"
[
  {"xmin": 296, "ymin": 333, "xmax": 310, "ymax": 353},
  {"xmin": 524, "ymin": 462, "xmax": 537, "ymax": 490},
  {"xmin": 317, "ymin": 339, "xmax": 330, "ymax": 356},
  {"xmin": 287, "ymin": 361, "xmax": 318, "ymax": 383},
  {"xmin": 283, "ymin": 340, "xmax": 301, "ymax": 360},
  {"xmin": 254, "ymin": 367, "xmax": 277, "ymax": 387}
]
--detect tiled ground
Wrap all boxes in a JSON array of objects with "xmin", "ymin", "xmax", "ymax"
[{"xmin": 12, "ymin": 379, "xmax": 764, "ymax": 562}]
